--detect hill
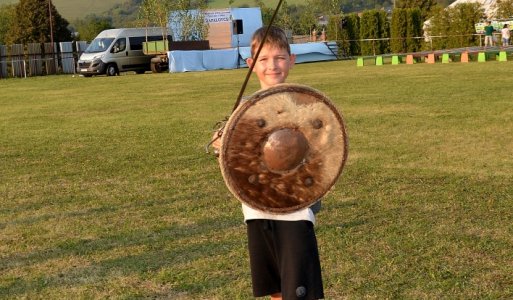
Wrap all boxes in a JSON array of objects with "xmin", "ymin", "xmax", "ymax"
[
  {"xmin": 0, "ymin": 0, "xmax": 330, "ymax": 22},
  {"xmin": 0, "ymin": 0, "xmax": 127, "ymax": 20}
]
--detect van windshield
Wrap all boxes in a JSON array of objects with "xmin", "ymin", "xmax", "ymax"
[{"xmin": 85, "ymin": 38, "xmax": 115, "ymax": 53}]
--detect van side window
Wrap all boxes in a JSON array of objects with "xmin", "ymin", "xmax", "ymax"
[
  {"xmin": 111, "ymin": 38, "xmax": 126, "ymax": 53},
  {"xmin": 129, "ymin": 35, "xmax": 173, "ymax": 50}
]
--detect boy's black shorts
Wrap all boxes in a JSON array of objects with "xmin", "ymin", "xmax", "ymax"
[{"xmin": 247, "ymin": 219, "xmax": 324, "ymax": 299}]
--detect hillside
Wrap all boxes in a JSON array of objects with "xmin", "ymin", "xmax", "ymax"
[
  {"xmin": 0, "ymin": 0, "xmax": 331, "ymax": 22},
  {"xmin": 0, "ymin": 0, "xmax": 127, "ymax": 20}
]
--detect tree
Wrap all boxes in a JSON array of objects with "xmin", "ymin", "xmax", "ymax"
[
  {"xmin": 425, "ymin": 5, "xmax": 451, "ymax": 49},
  {"xmin": 138, "ymin": 0, "xmax": 209, "ymax": 41},
  {"xmin": 405, "ymin": 8, "xmax": 422, "ymax": 52},
  {"xmin": 360, "ymin": 9, "xmax": 389, "ymax": 55},
  {"xmin": 0, "ymin": 4, "xmax": 16, "ymax": 44},
  {"xmin": 396, "ymin": 0, "xmax": 436, "ymax": 20},
  {"xmin": 296, "ymin": 3, "xmax": 317, "ymax": 35},
  {"xmin": 446, "ymin": 3, "xmax": 482, "ymax": 48},
  {"xmin": 6, "ymin": 0, "xmax": 71, "ymax": 44},
  {"xmin": 426, "ymin": 3, "xmax": 482, "ymax": 50},
  {"xmin": 344, "ymin": 13, "xmax": 361, "ymax": 56},
  {"xmin": 495, "ymin": 0, "xmax": 513, "ymax": 19},
  {"xmin": 71, "ymin": 14, "xmax": 113, "ymax": 42},
  {"xmin": 310, "ymin": 0, "xmax": 343, "ymax": 15},
  {"xmin": 275, "ymin": 0, "xmax": 296, "ymax": 32},
  {"xmin": 390, "ymin": 8, "xmax": 408, "ymax": 53},
  {"xmin": 254, "ymin": 0, "xmax": 275, "ymax": 26}
]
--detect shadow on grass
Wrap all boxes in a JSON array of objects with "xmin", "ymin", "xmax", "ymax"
[{"xmin": 1, "ymin": 211, "xmax": 245, "ymax": 298}]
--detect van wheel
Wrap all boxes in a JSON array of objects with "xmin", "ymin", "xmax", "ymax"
[{"xmin": 106, "ymin": 64, "xmax": 118, "ymax": 76}]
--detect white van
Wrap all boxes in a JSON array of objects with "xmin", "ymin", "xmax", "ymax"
[{"xmin": 77, "ymin": 27, "xmax": 171, "ymax": 77}]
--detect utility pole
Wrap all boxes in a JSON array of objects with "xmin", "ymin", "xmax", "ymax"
[{"xmin": 48, "ymin": 0, "xmax": 54, "ymax": 45}]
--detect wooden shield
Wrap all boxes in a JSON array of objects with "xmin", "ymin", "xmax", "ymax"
[{"xmin": 219, "ymin": 83, "xmax": 348, "ymax": 214}]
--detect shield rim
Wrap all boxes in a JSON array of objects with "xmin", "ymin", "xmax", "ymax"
[{"xmin": 219, "ymin": 83, "xmax": 349, "ymax": 214}]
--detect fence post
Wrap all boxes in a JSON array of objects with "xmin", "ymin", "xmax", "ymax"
[
  {"xmin": 11, "ymin": 44, "xmax": 25, "ymax": 78},
  {"xmin": 28, "ymin": 43, "xmax": 43, "ymax": 76},
  {"xmin": 0, "ymin": 45, "xmax": 6, "ymax": 79},
  {"xmin": 60, "ymin": 42, "xmax": 75, "ymax": 74},
  {"xmin": 44, "ymin": 42, "xmax": 58, "ymax": 75}
]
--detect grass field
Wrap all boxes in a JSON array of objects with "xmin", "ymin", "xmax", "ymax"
[{"xmin": 1, "ymin": 60, "xmax": 513, "ymax": 299}]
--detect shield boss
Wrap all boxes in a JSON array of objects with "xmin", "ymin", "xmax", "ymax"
[{"xmin": 219, "ymin": 83, "xmax": 348, "ymax": 214}]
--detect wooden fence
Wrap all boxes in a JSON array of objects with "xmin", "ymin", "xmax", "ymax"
[{"xmin": 0, "ymin": 41, "xmax": 89, "ymax": 79}]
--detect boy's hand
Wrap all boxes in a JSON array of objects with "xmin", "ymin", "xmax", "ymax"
[{"xmin": 211, "ymin": 130, "xmax": 222, "ymax": 156}]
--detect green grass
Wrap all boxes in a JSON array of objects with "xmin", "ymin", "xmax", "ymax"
[{"xmin": 1, "ymin": 60, "xmax": 513, "ymax": 299}]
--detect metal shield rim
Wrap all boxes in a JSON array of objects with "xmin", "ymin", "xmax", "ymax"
[{"xmin": 219, "ymin": 83, "xmax": 349, "ymax": 214}]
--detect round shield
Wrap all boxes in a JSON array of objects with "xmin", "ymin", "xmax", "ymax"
[{"xmin": 219, "ymin": 83, "xmax": 348, "ymax": 214}]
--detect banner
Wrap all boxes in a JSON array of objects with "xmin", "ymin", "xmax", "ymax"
[{"xmin": 204, "ymin": 10, "xmax": 231, "ymax": 23}]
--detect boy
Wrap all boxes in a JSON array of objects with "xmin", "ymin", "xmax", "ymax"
[
  {"xmin": 214, "ymin": 26, "xmax": 324, "ymax": 300},
  {"xmin": 484, "ymin": 21, "xmax": 495, "ymax": 47}
]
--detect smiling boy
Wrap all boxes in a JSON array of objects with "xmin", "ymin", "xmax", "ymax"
[{"xmin": 241, "ymin": 26, "xmax": 324, "ymax": 300}]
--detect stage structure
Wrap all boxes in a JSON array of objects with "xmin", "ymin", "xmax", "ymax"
[{"xmin": 168, "ymin": 7, "xmax": 263, "ymax": 50}]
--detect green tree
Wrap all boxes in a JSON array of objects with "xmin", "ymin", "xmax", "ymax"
[
  {"xmin": 327, "ymin": 14, "xmax": 343, "ymax": 41},
  {"xmin": 345, "ymin": 13, "xmax": 361, "ymax": 56},
  {"xmin": 331, "ymin": 13, "xmax": 360, "ymax": 56},
  {"xmin": 406, "ymin": 8, "xmax": 422, "ymax": 52},
  {"xmin": 276, "ymin": 0, "xmax": 296, "ymax": 31},
  {"xmin": 295, "ymin": 2, "xmax": 317, "ymax": 35},
  {"xmin": 396, "ymin": 0, "xmax": 436, "ymax": 20},
  {"xmin": 72, "ymin": 14, "xmax": 112, "ymax": 42},
  {"xmin": 446, "ymin": 3, "xmax": 481, "ymax": 48},
  {"xmin": 360, "ymin": 9, "xmax": 389, "ymax": 55},
  {"xmin": 378, "ymin": 9, "xmax": 390, "ymax": 53},
  {"xmin": 6, "ymin": 0, "xmax": 71, "ymax": 44},
  {"xmin": 426, "ymin": 3, "xmax": 482, "ymax": 50},
  {"xmin": 310, "ymin": 0, "xmax": 343, "ymax": 15},
  {"xmin": 138, "ymin": 0, "xmax": 209, "ymax": 41},
  {"xmin": 391, "ymin": 8, "xmax": 408, "ymax": 53},
  {"xmin": 425, "ymin": 5, "xmax": 450, "ymax": 49},
  {"xmin": 107, "ymin": 0, "xmax": 143, "ymax": 28},
  {"xmin": 254, "ymin": 0, "xmax": 275, "ymax": 26},
  {"xmin": 0, "ymin": 4, "xmax": 16, "ymax": 44},
  {"xmin": 495, "ymin": 0, "xmax": 513, "ymax": 19},
  {"xmin": 360, "ymin": 10, "xmax": 378, "ymax": 55}
]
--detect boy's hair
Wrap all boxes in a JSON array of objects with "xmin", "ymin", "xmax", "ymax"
[{"xmin": 250, "ymin": 26, "xmax": 291, "ymax": 57}]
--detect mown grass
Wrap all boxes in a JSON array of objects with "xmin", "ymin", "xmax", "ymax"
[{"xmin": 1, "ymin": 60, "xmax": 513, "ymax": 299}]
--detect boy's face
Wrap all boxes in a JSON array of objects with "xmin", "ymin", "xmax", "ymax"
[{"xmin": 247, "ymin": 45, "xmax": 296, "ymax": 90}]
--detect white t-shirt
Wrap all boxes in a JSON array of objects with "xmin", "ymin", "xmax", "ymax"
[
  {"xmin": 242, "ymin": 203, "xmax": 316, "ymax": 224},
  {"xmin": 501, "ymin": 28, "xmax": 510, "ymax": 39}
]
